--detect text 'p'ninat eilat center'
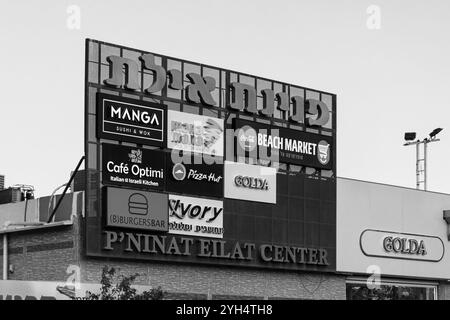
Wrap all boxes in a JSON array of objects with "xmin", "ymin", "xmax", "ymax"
[{"xmin": 1, "ymin": 39, "xmax": 450, "ymax": 300}]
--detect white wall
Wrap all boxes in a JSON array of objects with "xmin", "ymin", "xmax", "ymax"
[{"xmin": 337, "ymin": 178, "xmax": 450, "ymax": 280}]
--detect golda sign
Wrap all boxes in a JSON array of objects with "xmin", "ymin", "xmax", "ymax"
[
  {"xmin": 169, "ymin": 195, "xmax": 223, "ymax": 238},
  {"xmin": 102, "ymin": 143, "xmax": 165, "ymax": 190},
  {"xmin": 224, "ymin": 161, "xmax": 277, "ymax": 204},
  {"xmin": 97, "ymin": 93, "xmax": 166, "ymax": 146},
  {"xmin": 105, "ymin": 187, "xmax": 168, "ymax": 231}
]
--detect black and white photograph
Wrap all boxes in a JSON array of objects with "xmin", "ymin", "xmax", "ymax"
[{"xmin": 0, "ymin": 0, "xmax": 450, "ymax": 312}]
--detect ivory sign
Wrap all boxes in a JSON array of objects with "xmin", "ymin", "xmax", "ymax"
[
  {"xmin": 360, "ymin": 229, "xmax": 444, "ymax": 262},
  {"xmin": 168, "ymin": 194, "xmax": 224, "ymax": 238}
]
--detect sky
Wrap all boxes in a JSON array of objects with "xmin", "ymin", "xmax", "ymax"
[{"xmin": 1, "ymin": 0, "xmax": 450, "ymax": 197}]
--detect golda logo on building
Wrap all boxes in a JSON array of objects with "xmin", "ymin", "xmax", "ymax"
[
  {"xmin": 224, "ymin": 161, "xmax": 277, "ymax": 204},
  {"xmin": 234, "ymin": 175, "xmax": 269, "ymax": 190}
]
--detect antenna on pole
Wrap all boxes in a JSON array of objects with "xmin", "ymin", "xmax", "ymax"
[{"xmin": 403, "ymin": 128, "xmax": 443, "ymax": 191}]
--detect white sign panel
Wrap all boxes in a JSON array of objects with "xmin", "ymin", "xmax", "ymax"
[
  {"xmin": 167, "ymin": 110, "xmax": 224, "ymax": 156},
  {"xmin": 337, "ymin": 178, "xmax": 450, "ymax": 280},
  {"xmin": 168, "ymin": 194, "xmax": 224, "ymax": 238},
  {"xmin": 224, "ymin": 161, "xmax": 277, "ymax": 204},
  {"xmin": 360, "ymin": 230, "xmax": 444, "ymax": 262}
]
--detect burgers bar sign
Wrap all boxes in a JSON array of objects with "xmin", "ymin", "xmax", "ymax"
[
  {"xmin": 103, "ymin": 54, "xmax": 330, "ymax": 128},
  {"xmin": 105, "ymin": 187, "xmax": 168, "ymax": 232}
]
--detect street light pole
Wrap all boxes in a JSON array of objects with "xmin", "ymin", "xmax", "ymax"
[
  {"xmin": 416, "ymin": 141, "xmax": 420, "ymax": 189},
  {"xmin": 404, "ymin": 128, "xmax": 442, "ymax": 191}
]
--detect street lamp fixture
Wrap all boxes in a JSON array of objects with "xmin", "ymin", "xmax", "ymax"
[
  {"xmin": 429, "ymin": 128, "xmax": 443, "ymax": 139},
  {"xmin": 404, "ymin": 132, "xmax": 417, "ymax": 142}
]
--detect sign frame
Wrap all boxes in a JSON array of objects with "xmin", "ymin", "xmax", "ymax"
[
  {"xmin": 101, "ymin": 143, "xmax": 166, "ymax": 191},
  {"xmin": 96, "ymin": 92, "xmax": 167, "ymax": 147},
  {"xmin": 359, "ymin": 229, "xmax": 445, "ymax": 262}
]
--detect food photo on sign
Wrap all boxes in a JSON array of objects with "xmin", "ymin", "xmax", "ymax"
[{"xmin": 167, "ymin": 110, "xmax": 224, "ymax": 157}]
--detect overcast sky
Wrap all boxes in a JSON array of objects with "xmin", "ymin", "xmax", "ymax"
[{"xmin": 1, "ymin": 0, "xmax": 449, "ymax": 197}]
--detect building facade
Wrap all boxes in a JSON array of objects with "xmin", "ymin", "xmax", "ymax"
[{"xmin": 337, "ymin": 178, "xmax": 450, "ymax": 300}]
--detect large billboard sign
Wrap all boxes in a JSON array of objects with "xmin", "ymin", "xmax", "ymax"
[
  {"xmin": 234, "ymin": 119, "xmax": 332, "ymax": 169},
  {"xmin": 105, "ymin": 187, "xmax": 168, "ymax": 232},
  {"xmin": 102, "ymin": 143, "xmax": 165, "ymax": 190},
  {"xmin": 166, "ymin": 155, "xmax": 223, "ymax": 198},
  {"xmin": 224, "ymin": 161, "xmax": 277, "ymax": 204},
  {"xmin": 97, "ymin": 93, "xmax": 166, "ymax": 146},
  {"xmin": 168, "ymin": 194, "xmax": 224, "ymax": 238},
  {"xmin": 167, "ymin": 110, "xmax": 224, "ymax": 156},
  {"xmin": 85, "ymin": 39, "xmax": 337, "ymax": 273}
]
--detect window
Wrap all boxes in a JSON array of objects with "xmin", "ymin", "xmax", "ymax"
[{"xmin": 346, "ymin": 280, "xmax": 437, "ymax": 300}]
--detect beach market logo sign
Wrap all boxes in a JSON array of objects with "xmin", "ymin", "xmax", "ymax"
[
  {"xmin": 317, "ymin": 140, "xmax": 330, "ymax": 165},
  {"xmin": 103, "ymin": 54, "xmax": 330, "ymax": 127}
]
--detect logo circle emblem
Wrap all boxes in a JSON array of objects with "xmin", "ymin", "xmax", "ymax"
[
  {"xmin": 317, "ymin": 140, "xmax": 330, "ymax": 165},
  {"xmin": 238, "ymin": 125, "xmax": 257, "ymax": 152},
  {"xmin": 172, "ymin": 163, "xmax": 186, "ymax": 181}
]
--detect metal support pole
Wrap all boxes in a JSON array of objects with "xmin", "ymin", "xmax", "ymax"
[
  {"xmin": 424, "ymin": 140, "xmax": 428, "ymax": 191},
  {"xmin": 3, "ymin": 233, "xmax": 7, "ymax": 280},
  {"xmin": 416, "ymin": 143, "xmax": 420, "ymax": 189},
  {"xmin": 404, "ymin": 129, "xmax": 442, "ymax": 191},
  {"xmin": 47, "ymin": 156, "xmax": 85, "ymax": 223}
]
